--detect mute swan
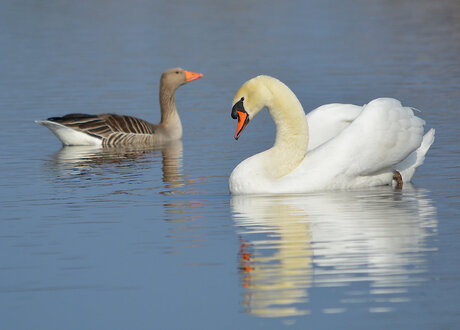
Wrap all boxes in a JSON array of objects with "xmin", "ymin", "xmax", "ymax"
[
  {"xmin": 36, "ymin": 67, "xmax": 203, "ymax": 146},
  {"xmin": 229, "ymin": 75, "xmax": 435, "ymax": 194}
]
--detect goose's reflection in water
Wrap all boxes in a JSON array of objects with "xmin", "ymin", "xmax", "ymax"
[
  {"xmin": 231, "ymin": 186, "xmax": 437, "ymax": 318},
  {"xmin": 48, "ymin": 141, "xmax": 210, "ymax": 252},
  {"xmin": 50, "ymin": 140, "xmax": 184, "ymax": 191}
]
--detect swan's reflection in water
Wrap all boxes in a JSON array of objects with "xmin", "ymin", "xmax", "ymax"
[
  {"xmin": 237, "ymin": 201, "xmax": 313, "ymax": 317},
  {"xmin": 231, "ymin": 186, "xmax": 437, "ymax": 318},
  {"xmin": 50, "ymin": 140, "xmax": 184, "ymax": 191}
]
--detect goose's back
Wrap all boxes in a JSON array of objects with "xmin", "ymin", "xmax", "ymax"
[{"xmin": 45, "ymin": 113, "xmax": 158, "ymax": 146}]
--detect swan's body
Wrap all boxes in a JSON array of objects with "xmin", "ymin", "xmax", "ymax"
[
  {"xmin": 229, "ymin": 75, "xmax": 435, "ymax": 194},
  {"xmin": 36, "ymin": 67, "xmax": 203, "ymax": 146}
]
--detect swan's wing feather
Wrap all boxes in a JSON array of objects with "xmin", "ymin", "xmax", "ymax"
[
  {"xmin": 395, "ymin": 128, "xmax": 435, "ymax": 181},
  {"xmin": 309, "ymin": 98, "xmax": 425, "ymax": 176},
  {"xmin": 306, "ymin": 103, "xmax": 362, "ymax": 150}
]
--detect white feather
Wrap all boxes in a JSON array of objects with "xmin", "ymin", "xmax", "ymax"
[
  {"xmin": 229, "ymin": 76, "xmax": 435, "ymax": 194},
  {"xmin": 35, "ymin": 120, "xmax": 102, "ymax": 146}
]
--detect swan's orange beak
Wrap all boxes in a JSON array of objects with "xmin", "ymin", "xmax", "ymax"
[
  {"xmin": 235, "ymin": 111, "xmax": 250, "ymax": 140},
  {"xmin": 184, "ymin": 71, "xmax": 203, "ymax": 82}
]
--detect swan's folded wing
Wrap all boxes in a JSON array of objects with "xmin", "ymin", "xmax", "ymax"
[
  {"xmin": 309, "ymin": 98, "xmax": 425, "ymax": 176},
  {"xmin": 306, "ymin": 103, "xmax": 362, "ymax": 150}
]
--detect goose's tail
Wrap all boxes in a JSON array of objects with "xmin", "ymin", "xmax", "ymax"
[{"xmin": 35, "ymin": 120, "xmax": 102, "ymax": 146}]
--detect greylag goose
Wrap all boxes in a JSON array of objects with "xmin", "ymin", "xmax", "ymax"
[{"xmin": 36, "ymin": 67, "xmax": 203, "ymax": 146}]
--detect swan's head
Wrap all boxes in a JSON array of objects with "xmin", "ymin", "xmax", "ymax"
[{"xmin": 231, "ymin": 76, "xmax": 273, "ymax": 140}]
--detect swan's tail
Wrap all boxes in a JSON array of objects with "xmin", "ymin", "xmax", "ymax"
[{"xmin": 395, "ymin": 128, "xmax": 435, "ymax": 182}]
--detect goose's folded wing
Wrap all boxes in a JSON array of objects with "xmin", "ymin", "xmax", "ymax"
[
  {"xmin": 308, "ymin": 98, "xmax": 425, "ymax": 176},
  {"xmin": 47, "ymin": 113, "xmax": 156, "ymax": 139},
  {"xmin": 306, "ymin": 103, "xmax": 362, "ymax": 150}
]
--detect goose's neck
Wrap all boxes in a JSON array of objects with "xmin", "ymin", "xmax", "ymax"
[
  {"xmin": 159, "ymin": 84, "xmax": 182, "ymax": 138},
  {"xmin": 265, "ymin": 82, "xmax": 309, "ymax": 178}
]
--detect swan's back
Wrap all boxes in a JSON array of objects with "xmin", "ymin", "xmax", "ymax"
[
  {"xmin": 299, "ymin": 98, "xmax": 426, "ymax": 178},
  {"xmin": 284, "ymin": 98, "xmax": 433, "ymax": 192},
  {"xmin": 306, "ymin": 103, "xmax": 362, "ymax": 150}
]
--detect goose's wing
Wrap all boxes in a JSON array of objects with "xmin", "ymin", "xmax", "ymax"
[
  {"xmin": 306, "ymin": 98, "xmax": 425, "ymax": 176},
  {"xmin": 306, "ymin": 103, "xmax": 362, "ymax": 150},
  {"xmin": 46, "ymin": 113, "xmax": 156, "ymax": 139}
]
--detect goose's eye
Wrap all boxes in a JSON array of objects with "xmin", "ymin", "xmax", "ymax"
[{"xmin": 175, "ymin": 71, "xmax": 180, "ymax": 74}]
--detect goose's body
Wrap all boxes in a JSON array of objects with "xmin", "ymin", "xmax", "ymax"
[
  {"xmin": 229, "ymin": 75, "xmax": 435, "ymax": 194},
  {"xmin": 36, "ymin": 67, "xmax": 203, "ymax": 146}
]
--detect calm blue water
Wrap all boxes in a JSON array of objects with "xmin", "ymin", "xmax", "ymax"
[{"xmin": 1, "ymin": 0, "xmax": 459, "ymax": 329}]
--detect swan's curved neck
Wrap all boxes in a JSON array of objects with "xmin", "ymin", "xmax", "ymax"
[{"xmin": 264, "ymin": 80, "xmax": 309, "ymax": 178}]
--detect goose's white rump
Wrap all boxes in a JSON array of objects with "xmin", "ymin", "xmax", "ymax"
[
  {"xmin": 35, "ymin": 120, "xmax": 102, "ymax": 146},
  {"xmin": 229, "ymin": 75, "xmax": 435, "ymax": 194}
]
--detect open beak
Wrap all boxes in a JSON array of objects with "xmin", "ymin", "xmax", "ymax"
[
  {"xmin": 235, "ymin": 111, "xmax": 250, "ymax": 140},
  {"xmin": 184, "ymin": 70, "xmax": 203, "ymax": 82}
]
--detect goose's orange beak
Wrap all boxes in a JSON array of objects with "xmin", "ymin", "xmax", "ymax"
[
  {"xmin": 184, "ymin": 70, "xmax": 203, "ymax": 82},
  {"xmin": 235, "ymin": 111, "xmax": 250, "ymax": 140}
]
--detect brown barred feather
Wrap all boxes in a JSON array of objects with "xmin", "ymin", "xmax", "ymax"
[
  {"xmin": 127, "ymin": 116, "xmax": 137, "ymax": 132},
  {"xmin": 47, "ymin": 113, "xmax": 157, "ymax": 146}
]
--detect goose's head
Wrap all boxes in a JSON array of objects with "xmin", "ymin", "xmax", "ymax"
[
  {"xmin": 161, "ymin": 67, "xmax": 203, "ymax": 90},
  {"xmin": 231, "ymin": 76, "xmax": 273, "ymax": 140}
]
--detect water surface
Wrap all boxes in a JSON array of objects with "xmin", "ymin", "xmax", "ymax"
[{"xmin": 1, "ymin": 0, "xmax": 459, "ymax": 329}]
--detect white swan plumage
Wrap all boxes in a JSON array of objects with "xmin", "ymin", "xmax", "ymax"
[{"xmin": 229, "ymin": 75, "xmax": 435, "ymax": 194}]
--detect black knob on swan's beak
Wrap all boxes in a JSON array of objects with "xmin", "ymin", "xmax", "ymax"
[{"xmin": 231, "ymin": 97, "xmax": 245, "ymax": 119}]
